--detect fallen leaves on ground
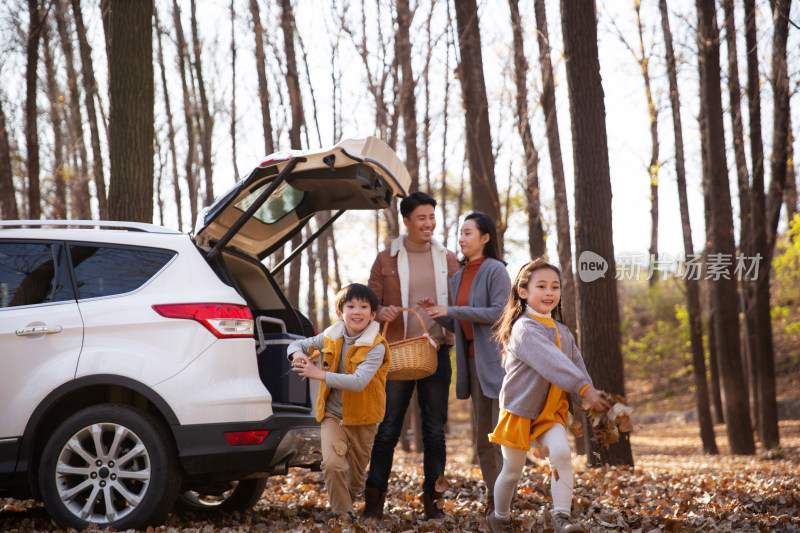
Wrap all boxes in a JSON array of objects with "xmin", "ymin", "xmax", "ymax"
[{"xmin": 1, "ymin": 419, "xmax": 798, "ymax": 532}]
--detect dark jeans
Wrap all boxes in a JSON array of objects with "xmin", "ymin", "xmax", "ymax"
[{"xmin": 365, "ymin": 345, "xmax": 452, "ymax": 495}]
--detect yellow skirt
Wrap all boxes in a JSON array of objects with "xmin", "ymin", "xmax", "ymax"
[{"xmin": 489, "ymin": 386, "xmax": 569, "ymax": 451}]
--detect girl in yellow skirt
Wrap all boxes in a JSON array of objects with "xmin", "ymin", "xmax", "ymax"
[{"xmin": 486, "ymin": 259, "xmax": 609, "ymax": 533}]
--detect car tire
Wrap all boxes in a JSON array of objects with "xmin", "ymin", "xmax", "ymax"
[
  {"xmin": 177, "ymin": 478, "xmax": 268, "ymax": 512},
  {"xmin": 38, "ymin": 403, "xmax": 181, "ymax": 531}
]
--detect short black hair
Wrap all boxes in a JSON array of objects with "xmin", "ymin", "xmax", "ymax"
[
  {"xmin": 334, "ymin": 283, "xmax": 379, "ymax": 313},
  {"xmin": 400, "ymin": 191, "xmax": 437, "ymax": 219}
]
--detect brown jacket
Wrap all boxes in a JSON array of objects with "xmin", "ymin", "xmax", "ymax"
[{"xmin": 368, "ymin": 235, "xmax": 459, "ymax": 345}]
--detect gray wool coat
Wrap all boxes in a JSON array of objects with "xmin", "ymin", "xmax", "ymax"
[
  {"xmin": 435, "ymin": 257, "xmax": 511, "ymax": 400},
  {"xmin": 499, "ymin": 313, "xmax": 593, "ymax": 421}
]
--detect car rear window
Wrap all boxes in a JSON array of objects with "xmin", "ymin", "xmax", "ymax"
[
  {"xmin": 0, "ymin": 242, "xmax": 63, "ymax": 308},
  {"xmin": 68, "ymin": 245, "xmax": 176, "ymax": 299},
  {"xmin": 236, "ymin": 180, "xmax": 304, "ymax": 224}
]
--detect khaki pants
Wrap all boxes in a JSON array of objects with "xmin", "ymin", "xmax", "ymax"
[
  {"xmin": 320, "ymin": 414, "xmax": 379, "ymax": 514},
  {"xmin": 469, "ymin": 357, "xmax": 502, "ymax": 494}
]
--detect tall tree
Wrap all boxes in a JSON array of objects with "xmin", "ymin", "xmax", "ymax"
[
  {"xmin": 70, "ymin": 0, "xmax": 107, "ymax": 219},
  {"xmin": 751, "ymin": 0, "xmax": 791, "ymax": 452},
  {"xmin": 509, "ymin": 0, "xmax": 544, "ymax": 259},
  {"xmin": 155, "ymin": 6, "xmax": 183, "ymax": 231},
  {"xmin": 0, "ymin": 99, "xmax": 19, "ymax": 220},
  {"xmin": 229, "ymin": 0, "xmax": 240, "ymax": 181},
  {"xmin": 696, "ymin": 0, "xmax": 755, "ymax": 455},
  {"xmin": 785, "ymin": 121, "xmax": 797, "ymax": 221},
  {"xmin": 190, "ymin": 0, "xmax": 214, "ymax": 207},
  {"xmin": 396, "ymin": 0, "xmax": 420, "ymax": 192},
  {"xmin": 561, "ymin": 0, "xmax": 632, "ymax": 466},
  {"xmin": 280, "ymin": 0, "xmax": 306, "ymax": 309},
  {"xmin": 250, "ymin": 0, "xmax": 275, "ymax": 155},
  {"xmin": 54, "ymin": 0, "xmax": 90, "ymax": 219},
  {"xmin": 454, "ymin": 0, "xmax": 501, "ymax": 237},
  {"xmin": 42, "ymin": 20, "xmax": 67, "ymax": 219},
  {"xmin": 25, "ymin": 0, "xmax": 45, "ymax": 219},
  {"xmin": 659, "ymin": 0, "xmax": 717, "ymax": 454},
  {"xmin": 172, "ymin": 0, "xmax": 199, "ymax": 224},
  {"xmin": 107, "ymin": 0, "xmax": 154, "ymax": 222},
  {"xmin": 533, "ymin": 0, "xmax": 577, "ymax": 332}
]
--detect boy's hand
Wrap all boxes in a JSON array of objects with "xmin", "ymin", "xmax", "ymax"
[
  {"xmin": 292, "ymin": 356, "xmax": 325, "ymax": 381},
  {"xmin": 378, "ymin": 305, "xmax": 400, "ymax": 322},
  {"xmin": 291, "ymin": 352, "xmax": 308, "ymax": 364},
  {"xmin": 582, "ymin": 386, "xmax": 610, "ymax": 412}
]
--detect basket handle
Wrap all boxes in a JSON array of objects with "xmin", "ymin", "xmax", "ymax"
[{"xmin": 381, "ymin": 307, "xmax": 432, "ymax": 338}]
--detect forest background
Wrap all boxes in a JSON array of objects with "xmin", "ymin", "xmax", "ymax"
[{"xmin": 1, "ymin": 0, "xmax": 800, "ymax": 471}]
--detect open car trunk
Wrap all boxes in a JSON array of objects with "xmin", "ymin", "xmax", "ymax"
[{"xmin": 192, "ymin": 137, "xmax": 410, "ymax": 411}]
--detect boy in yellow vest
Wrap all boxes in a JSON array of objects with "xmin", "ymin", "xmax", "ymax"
[{"xmin": 289, "ymin": 283, "xmax": 391, "ymax": 521}]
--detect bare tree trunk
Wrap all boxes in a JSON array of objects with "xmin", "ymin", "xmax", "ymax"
[
  {"xmin": 752, "ymin": 0, "xmax": 790, "ymax": 452},
  {"xmin": 721, "ymin": 0, "xmax": 758, "ymax": 427},
  {"xmin": 280, "ymin": 0, "xmax": 306, "ymax": 309},
  {"xmin": 660, "ymin": 0, "xmax": 717, "ymax": 454},
  {"xmin": 533, "ymin": 0, "xmax": 577, "ymax": 333},
  {"xmin": 25, "ymin": 0, "xmax": 44, "ymax": 220},
  {"xmin": 190, "ymin": 0, "xmax": 213, "ymax": 207},
  {"xmin": 230, "ymin": 0, "xmax": 239, "ymax": 182},
  {"xmin": 55, "ymin": 0, "xmax": 90, "ymax": 219},
  {"xmin": 396, "ymin": 0, "xmax": 419, "ymax": 192},
  {"xmin": 155, "ymin": 6, "xmax": 183, "ymax": 231},
  {"xmin": 306, "ymin": 225, "xmax": 318, "ymax": 332},
  {"xmin": 316, "ymin": 212, "xmax": 332, "ymax": 329},
  {"xmin": 70, "ymin": 0, "xmax": 107, "ymax": 219},
  {"xmin": 785, "ymin": 119, "xmax": 797, "ymax": 221},
  {"xmin": 43, "ymin": 21, "xmax": 67, "ymax": 219},
  {"xmin": 454, "ymin": 0, "xmax": 501, "ymax": 238},
  {"xmin": 0, "ymin": 100, "xmax": 18, "ymax": 219},
  {"xmin": 561, "ymin": 0, "xmax": 632, "ymax": 467},
  {"xmin": 696, "ymin": 0, "xmax": 755, "ymax": 455},
  {"xmin": 509, "ymin": 0, "xmax": 544, "ymax": 259},
  {"xmin": 107, "ymin": 0, "xmax": 154, "ymax": 223},
  {"xmin": 422, "ymin": 0, "xmax": 435, "ymax": 194},
  {"xmin": 172, "ymin": 0, "xmax": 199, "ymax": 224},
  {"xmin": 250, "ymin": 0, "xmax": 275, "ymax": 155},
  {"xmin": 439, "ymin": 2, "xmax": 453, "ymax": 247}
]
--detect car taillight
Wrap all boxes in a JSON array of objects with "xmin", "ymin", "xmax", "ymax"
[
  {"xmin": 152, "ymin": 303, "xmax": 254, "ymax": 338},
  {"xmin": 224, "ymin": 430, "xmax": 269, "ymax": 446}
]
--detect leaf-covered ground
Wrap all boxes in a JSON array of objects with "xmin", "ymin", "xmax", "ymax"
[{"xmin": 2, "ymin": 413, "xmax": 799, "ymax": 532}]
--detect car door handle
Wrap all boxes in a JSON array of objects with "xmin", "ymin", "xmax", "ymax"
[{"xmin": 15, "ymin": 324, "xmax": 63, "ymax": 336}]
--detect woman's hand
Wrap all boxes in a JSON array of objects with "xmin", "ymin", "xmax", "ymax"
[
  {"xmin": 423, "ymin": 304, "xmax": 448, "ymax": 318},
  {"xmin": 582, "ymin": 386, "xmax": 611, "ymax": 412}
]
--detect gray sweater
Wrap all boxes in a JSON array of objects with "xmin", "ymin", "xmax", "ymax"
[
  {"xmin": 499, "ymin": 313, "xmax": 593, "ymax": 420},
  {"xmin": 435, "ymin": 257, "xmax": 510, "ymax": 399}
]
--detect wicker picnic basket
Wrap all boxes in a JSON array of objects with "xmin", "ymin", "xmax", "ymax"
[{"xmin": 383, "ymin": 307, "xmax": 439, "ymax": 381}]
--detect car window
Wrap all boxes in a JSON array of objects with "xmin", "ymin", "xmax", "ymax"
[
  {"xmin": 0, "ymin": 242, "xmax": 62, "ymax": 308},
  {"xmin": 68, "ymin": 244, "xmax": 176, "ymax": 299},
  {"xmin": 236, "ymin": 180, "xmax": 304, "ymax": 224}
]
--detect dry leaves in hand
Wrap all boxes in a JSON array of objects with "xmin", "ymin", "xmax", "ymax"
[{"xmin": 582, "ymin": 391, "xmax": 633, "ymax": 448}]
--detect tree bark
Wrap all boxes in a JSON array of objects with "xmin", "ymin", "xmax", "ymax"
[
  {"xmin": 696, "ymin": 0, "xmax": 754, "ymax": 455},
  {"xmin": 453, "ymin": 0, "xmax": 501, "ymax": 238},
  {"xmin": 70, "ymin": 0, "xmax": 107, "ymax": 219},
  {"xmin": 155, "ymin": 6, "xmax": 182, "ymax": 231},
  {"xmin": 249, "ymin": 0, "xmax": 275, "ymax": 155},
  {"xmin": 42, "ymin": 20, "xmax": 67, "ymax": 219},
  {"xmin": 107, "ymin": 0, "xmax": 154, "ymax": 223},
  {"xmin": 785, "ymin": 119, "xmax": 797, "ymax": 222},
  {"xmin": 172, "ymin": 0, "xmax": 199, "ymax": 224},
  {"xmin": 660, "ymin": 0, "xmax": 717, "ymax": 454},
  {"xmin": 396, "ymin": 0, "xmax": 419, "ymax": 192},
  {"xmin": 533, "ymin": 0, "xmax": 577, "ymax": 333},
  {"xmin": 560, "ymin": 0, "xmax": 632, "ymax": 466},
  {"xmin": 25, "ymin": 0, "xmax": 44, "ymax": 220},
  {"xmin": 509, "ymin": 0, "xmax": 544, "ymax": 259},
  {"xmin": 190, "ymin": 0, "xmax": 214, "ymax": 207},
  {"xmin": 0, "ymin": 99, "xmax": 18, "ymax": 219},
  {"xmin": 54, "ymin": 0, "xmax": 90, "ymax": 219},
  {"xmin": 230, "ymin": 0, "xmax": 240, "ymax": 182}
]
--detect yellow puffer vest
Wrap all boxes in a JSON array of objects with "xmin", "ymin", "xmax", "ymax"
[{"xmin": 315, "ymin": 321, "xmax": 391, "ymax": 425}]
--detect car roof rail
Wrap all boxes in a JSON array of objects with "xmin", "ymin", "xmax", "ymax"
[{"xmin": 0, "ymin": 220, "xmax": 182, "ymax": 234}]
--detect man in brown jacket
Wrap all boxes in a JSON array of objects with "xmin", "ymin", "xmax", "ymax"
[{"xmin": 362, "ymin": 192, "xmax": 460, "ymax": 521}]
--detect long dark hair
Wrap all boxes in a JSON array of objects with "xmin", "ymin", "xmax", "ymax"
[
  {"xmin": 493, "ymin": 258, "xmax": 563, "ymax": 359},
  {"xmin": 459, "ymin": 211, "xmax": 506, "ymax": 266}
]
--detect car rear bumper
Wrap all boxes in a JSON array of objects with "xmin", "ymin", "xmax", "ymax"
[{"xmin": 172, "ymin": 407, "xmax": 321, "ymax": 480}]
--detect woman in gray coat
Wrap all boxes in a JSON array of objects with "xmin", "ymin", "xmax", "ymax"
[{"xmin": 420, "ymin": 212, "xmax": 510, "ymax": 509}]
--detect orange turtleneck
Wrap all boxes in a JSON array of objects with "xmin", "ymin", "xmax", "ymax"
[{"xmin": 456, "ymin": 256, "xmax": 486, "ymax": 358}]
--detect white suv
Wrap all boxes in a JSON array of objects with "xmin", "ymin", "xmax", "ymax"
[{"xmin": 0, "ymin": 137, "xmax": 409, "ymax": 531}]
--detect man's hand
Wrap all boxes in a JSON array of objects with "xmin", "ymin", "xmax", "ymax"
[
  {"xmin": 581, "ymin": 386, "xmax": 611, "ymax": 412},
  {"xmin": 378, "ymin": 305, "xmax": 401, "ymax": 322},
  {"xmin": 417, "ymin": 297, "xmax": 436, "ymax": 309}
]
